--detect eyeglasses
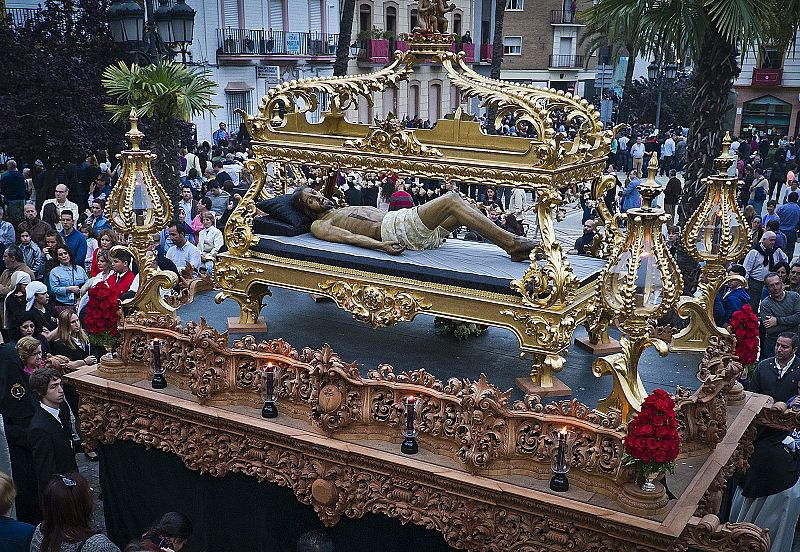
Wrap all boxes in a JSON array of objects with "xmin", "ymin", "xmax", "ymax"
[{"xmin": 58, "ymin": 474, "xmax": 77, "ymax": 487}]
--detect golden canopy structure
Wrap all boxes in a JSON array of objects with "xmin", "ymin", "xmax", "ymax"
[{"xmin": 215, "ymin": 37, "xmax": 613, "ymax": 392}]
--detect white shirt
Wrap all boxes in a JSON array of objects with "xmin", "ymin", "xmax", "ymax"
[
  {"xmin": 167, "ymin": 240, "xmax": 202, "ymax": 271},
  {"xmin": 631, "ymin": 142, "xmax": 645, "ymax": 159},
  {"xmin": 40, "ymin": 198, "xmax": 79, "ymax": 225},
  {"xmin": 776, "ymin": 355, "xmax": 796, "ymax": 379},
  {"xmin": 618, "ymin": 136, "xmax": 629, "ymax": 151},
  {"xmin": 662, "ymin": 137, "xmax": 675, "ymax": 157},
  {"xmin": 40, "ymin": 402, "xmax": 62, "ymax": 426}
]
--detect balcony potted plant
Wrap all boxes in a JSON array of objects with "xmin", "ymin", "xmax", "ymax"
[
  {"xmin": 395, "ymin": 32, "xmax": 410, "ymax": 52},
  {"xmin": 368, "ymin": 26, "xmax": 389, "ymax": 63}
]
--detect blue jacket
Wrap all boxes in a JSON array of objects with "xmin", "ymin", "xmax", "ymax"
[
  {"xmin": 621, "ymin": 178, "xmax": 641, "ymax": 212},
  {"xmin": 48, "ymin": 264, "xmax": 87, "ymax": 304},
  {"xmin": 59, "ymin": 228, "xmax": 87, "ymax": 270},
  {"xmin": 88, "ymin": 214, "xmax": 112, "ymax": 233},
  {"xmin": 713, "ymin": 287, "xmax": 750, "ymax": 326},
  {"xmin": 777, "ymin": 201, "xmax": 800, "ymax": 233},
  {"xmin": 0, "ymin": 515, "xmax": 35, "ymax": 552}
]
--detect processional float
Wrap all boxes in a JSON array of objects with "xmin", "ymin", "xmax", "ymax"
[{"xmin": 68, "ymin": 13, "xmax": 785, "ymax": 551}]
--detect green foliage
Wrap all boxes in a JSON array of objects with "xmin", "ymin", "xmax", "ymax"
[
  {"xmin": 434, "ymin": 317, "xmax": 486, "ymax": 341},
  {"xmin": 619, "ymin": 75, "xmax": 696, "ymax": 128},
  {"xmin": 102, "ymin": 59, "xmax": 219, "ymax": 123},
  {"xmin": 582, "ymin": 0, "xmax": 785, "ymax": 63},
  {"xmin": 103, "ymin": 59, "xmax": 219, "ymax": 207},
  {"xmin": 0, "ymin": 0, "xmax": 122, "ymax": 168}
]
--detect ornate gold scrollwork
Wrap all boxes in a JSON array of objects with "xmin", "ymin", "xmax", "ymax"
[
  {"xmin": 500, "ymin": 311, "xmax": 576, "ymax": 351},
  {"xmin": 671, "ymin": 272, "xmax": 743, "ymax": 352},
  {"xmin": 344, "ymin": 126, "xmax": 442, "ymax": 157},
  {"xmin": 254, "ymin": 54, "xmax": 416, "ymax": 132},
  {"xmin": 439, "ymin": 53, "xmax": 609, "ymax": 167},
  {"xmin": 224, "ymin": 159, "xmax": 266, "ymax": 257},
  {"xmin": 593, "ymin": 334, "xmax": 669, "ymax": 421},
  {"xmin": 318, "ymin": 280, "xmax": 431, "ymax": 328}
]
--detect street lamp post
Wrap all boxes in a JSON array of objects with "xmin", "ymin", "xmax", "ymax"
[
  {"xmin": 107, "ymin": 0, "xmax": 196, "ymax": 64},
  {"xmin": 647, "ymin": 61, "xmax": 677, "ymax": 130}
]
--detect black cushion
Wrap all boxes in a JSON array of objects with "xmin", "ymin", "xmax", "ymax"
[
  {"xmin": 253, "ymin": 215, "xmax": 311, "ymax": 237},
  {"xmin": 256, "ymin": 195, "xmax": 311, "ymax": 228}
]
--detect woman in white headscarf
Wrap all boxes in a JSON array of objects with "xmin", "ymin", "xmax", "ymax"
[
  {"xmin": 24, "ymin": 281, "xmax": 58, "ymax": 340},
  {"xmin": 3, "ymin": 271, "xmax": 31, "ymax": 331}
]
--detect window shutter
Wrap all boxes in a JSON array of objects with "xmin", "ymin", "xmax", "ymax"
[
  {"xmin": 309, "ymin": 0, "xmax": 322, "ymax": 34},
  {"xmin": 222, "ymin": 0, "xmax": 239, "ymax": 29},
  {"xmin": 269, "ymin": 0, "xmax": 283, "ymax": 30}
]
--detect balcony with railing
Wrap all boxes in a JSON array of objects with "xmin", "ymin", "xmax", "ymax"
[
  {"xmin": 752, "ymin": 67, "xmax": 783, "ymax": 86},
  {"xmin": 448, "ymin": 42, "xmax": 475, "ymax": 63},
  {"xmin": 217, "ymin": 29, "xmax": 338, "ymax": 58},
  {"xmin": 549, "ymin": 54, "xmax": 584, "ymax": 68},
  {"xmin": 550, "ymin": 10, "xmax": 583, "ymax": 25},
  {"xmin": 357, "ymin": 39, "xmax": 390, "ymax": 64},
  {"xmin": 2, "ymin": 7, "xmax": 42, "ymax": 26}
]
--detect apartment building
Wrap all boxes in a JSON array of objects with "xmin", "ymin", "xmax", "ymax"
[
  {"xmin": 479, "ymin": 0, "xmax": 596, "ymax": 96},
  {"xmin": 733, "ymin": 38, "xmax": 800, "ymax": 138},
  {"xmin": 192, "ymin": 0, "xmax": 341, "ymax": 140},
  {"xmin": 346, "ymin": 0, "xmax": 474, "ymax": 124},
  {"xmin": 4, "ymin": 0, "xmax": 340, "ymax": 142}
]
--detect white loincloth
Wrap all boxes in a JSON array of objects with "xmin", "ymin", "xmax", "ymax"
[{"xmin": 381, "ymin": 207, "xmax": 450, "ymax": 250}]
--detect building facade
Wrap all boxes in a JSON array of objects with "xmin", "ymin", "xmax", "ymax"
[
  {"xmin": 733, "ymin": 39, "xmax": 800, "ymax": 138},
  {"xmin": 345, "ymin": 0, "xmax": 475, "ymax": 124},
  {"xmin": 190, "ymin": 0, "xmax": 341, "ymax": 141},
  {"xmin": 488, "ymin": 0, "xmax": 596, "ymax": 96}
]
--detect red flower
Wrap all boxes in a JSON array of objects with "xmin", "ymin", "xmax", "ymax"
[{"xmin": 624, "ymin": 388, "xmax": 681, "ymax": 467}]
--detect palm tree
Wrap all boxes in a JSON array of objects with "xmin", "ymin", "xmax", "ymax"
[
  {"xmin": 334, "ymin": 0, "xmax": 357, "ymax": 76},
  {"xmin": 485, "ymin": 0, "xmax": 507, "ymax": 134},
  {"xmin": 579, "ymin": 13, "xmax": 645, "ymax": 123},
  {"xmin": 102, "ymin": 59, "xmax": 219, "ymax": 206},
  {"xmin": 583, "ymin": 0, "xmax": 800, "ymax": 221}
]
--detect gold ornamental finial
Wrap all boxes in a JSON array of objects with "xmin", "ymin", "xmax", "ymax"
[
  {"xmin": 713, "ymin": 131, "xmax": 735, "ymax": 173},
  {"xmin": 126, "ymin": 109, "xmax": 144, "ymax": 151},
  {"xmin": 639, "ymin": 154, "xmax": 662, "ymax": 210}
]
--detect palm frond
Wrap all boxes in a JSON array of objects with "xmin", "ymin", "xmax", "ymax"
[{"xmin": 102, "ymin": 58, "xmax": 219, "ymax": 123}]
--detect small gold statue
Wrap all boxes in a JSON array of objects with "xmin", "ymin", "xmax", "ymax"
[{"xmin": 416, "ymin": 0, "xmax": 457, "ymax": 34}]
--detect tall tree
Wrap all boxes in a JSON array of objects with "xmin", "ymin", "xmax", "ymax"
[
  {"xmin": 0, "ymin": 0, "xmax": 121, "ymax": 170},
  {"xmin": 579, "ymin": 13, "xmax": 644, "ymax": 123},
  {"xmin": 333, "ymin": 0, "xmax": 357, "ymax": 76},
  {"xmin": 103, "ymin": 60, "xmax": 219, "ymax": 207},
  {"xmin": 583, "ymin": 0, "xmax": 800, "ymax": 222},
  {"xmin": 485, "ymin": 0, "xmax": 507, "ymax": 134}
]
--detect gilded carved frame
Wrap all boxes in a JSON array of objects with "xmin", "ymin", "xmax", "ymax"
[{"xmin": 217, "ymin": 50, "xmax": 611, "ymax": 387}]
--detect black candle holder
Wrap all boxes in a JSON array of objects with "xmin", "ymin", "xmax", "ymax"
[
  {"xmin": 261, "ymin": 364, "xmax": 278, "ymax": 418},
  {"xmin": 549, "ymin": 426, "xmax": 575, "ymax": 492},
  {"xmin": 401, "ymin": 396, "xmax": 418, "ymax": 454},
  {"xmin": 151, "ymin": 339, "xmax": 167, "ymax": 389}
]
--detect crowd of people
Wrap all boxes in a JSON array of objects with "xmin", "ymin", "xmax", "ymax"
[{"xmin": 0, "ymin": 131, "xmax": 265, "ymax": 548}]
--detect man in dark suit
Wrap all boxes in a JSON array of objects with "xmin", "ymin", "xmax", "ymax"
[
  {"xmin": 749, "ymin": 331, "xmax": 800, "ymax": 404},
  {"xmin": 27, "ymin": 368, "xmax": 78, "ymax": 496}
]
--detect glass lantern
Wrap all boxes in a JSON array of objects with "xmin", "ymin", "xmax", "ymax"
[
  {"xmin": 600, "ymin": 156, "xmax": 682, "ymax": 338},
  {"xmin": 683, "ymin": 132, "xmax": 748, "ymax": 268}
]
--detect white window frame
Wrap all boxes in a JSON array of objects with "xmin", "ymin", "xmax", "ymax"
[
  {"xmin": 505, "ymin": 0, "xmax": 524, "ymax": 10},
  {"xmin": 503, "ymin": 36, "xmax": 522, "ymax": 55}
]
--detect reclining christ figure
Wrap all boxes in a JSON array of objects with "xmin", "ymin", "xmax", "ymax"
[{"xmin": 293, "ymin": 187, "xmax": 538, "ymax": 261}]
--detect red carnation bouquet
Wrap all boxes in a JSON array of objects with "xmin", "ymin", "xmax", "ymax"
[
  {"xmin": 84, "ymin": 281, "xmax": 120, "ymax": 353},
  {"xmin": 623, "ymin": 389, "xmax": 680, "ymax": 479},
  {"xmin": 728, "ymin": 304, "xmax": 759, "ymax": 377}
]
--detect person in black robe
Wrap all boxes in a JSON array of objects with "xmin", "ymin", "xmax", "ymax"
[{"xmin": 0, "ymin": 340, "xmax": 42, "ymax": 524}]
